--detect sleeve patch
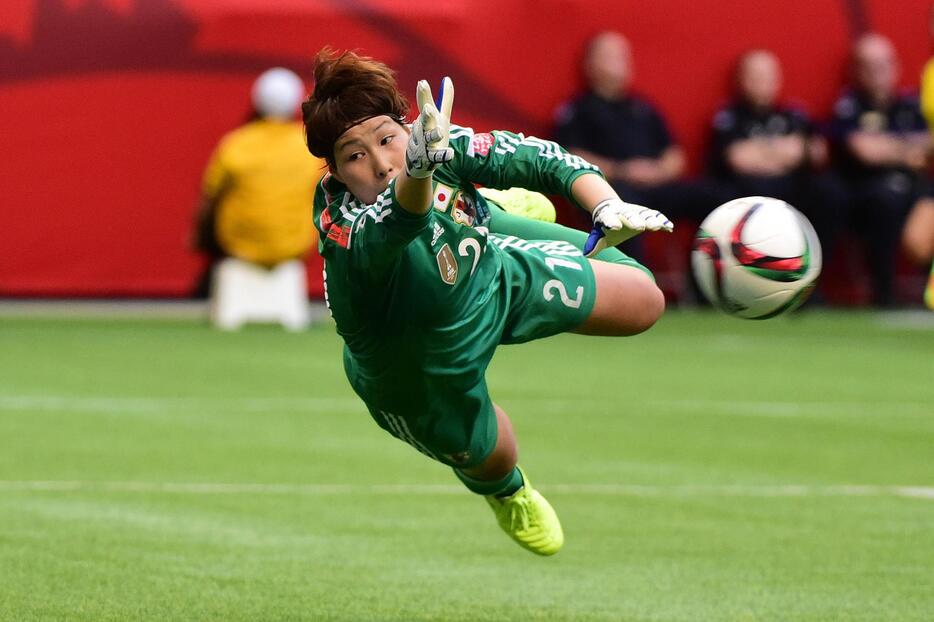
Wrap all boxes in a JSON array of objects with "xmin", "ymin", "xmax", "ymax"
[
  {"xmin": 433, "ymin": 183, "xmax": 454, "ymax": 211},
  {"xmin": 470, "ymin": 133, "xmax": 495, "ymax": 157},
  {"xmin": 326, "ymin": 224, "xmax": 351, "ymax": 248}
]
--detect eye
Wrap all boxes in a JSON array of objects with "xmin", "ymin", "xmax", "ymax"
[
  {"xmin": 380, "ymin": 134, "xmax": 394, "ymax": 146},
  {"xmin": 347, "ymin": 151, "xmax": 364, "ymax": 162}
]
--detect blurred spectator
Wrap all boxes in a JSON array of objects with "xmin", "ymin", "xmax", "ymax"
[
  {"xmin": 554, "ymin": 31, "xmax": 719, "ymax": 263},
  {"xmin": 902, "ymin": 192, "xmax": 934, "ymax": 309},
  {"xmin": 708, "ymin": 49, "xmax": 842, "ymax": 265},
  {"xmin": 193, "ymin": 67, "xmax": 325, "ymax": 286},
  {"xmin": 905, "ymin": 6, "xmax": 934, "ymax": 309},
  {"xmin": 829, "ymin": 34, "xmax": 932, "ymax": 306}
]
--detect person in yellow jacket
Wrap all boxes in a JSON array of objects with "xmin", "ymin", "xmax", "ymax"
[
  {"xmin": 909, "ymin": 14, "xmax": 934, "ymax": 309},
  {"xmin": 194, "ymin": 68, "xmax": 326, "ymax": 271}
]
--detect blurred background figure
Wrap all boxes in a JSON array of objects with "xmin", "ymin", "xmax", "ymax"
[
  {"xmin": 708, "ymin": 49, "xmax": 843, "ymax": 288},
  {"xmin": 193, "ymin": 67, "xmax": 326, "ymax": 329},
  {"xmin": 554, "ymin": 33, "xmax": 717, "ymax": 257},
  {"xmin": 829, "ymin": 34, "xmax": 932, "ymax": 306},
  {"xmin": 906, "ymin": 4, "xmax": 934, "ymax": 309}
]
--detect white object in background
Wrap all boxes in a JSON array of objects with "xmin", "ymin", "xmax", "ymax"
[
  {"xmin": 251, "ymin": 68, "xmax": 305, "ymax": 120},
  {"xmin": 210, "ymin": 258, "xmax": 310, "ymax": 331}
]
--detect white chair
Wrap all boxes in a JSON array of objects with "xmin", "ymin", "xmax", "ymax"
[{"xmin": 210, "ymin": 257, "xmax": 310, "ymax": 331}]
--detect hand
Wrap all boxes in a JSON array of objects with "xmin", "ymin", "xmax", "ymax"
[
  {"xmin": 618, "ymin": 159, "xmax": 662, "ymax": 187},
  {"xmin": 583, "ymin": 197, "xmax": 673, "ymax": 257},
  {"xmin": 405, "ymin": 77, "xmax": 455, "ymax": 178},
  {"xmin": 904, "ymin": 143, "xmax": 928, "ymax": 171}
]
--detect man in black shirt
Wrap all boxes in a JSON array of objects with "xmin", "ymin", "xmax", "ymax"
[
  {"xmin": 830, "ymin": 34, "xmax": 932, "ymax": 306},
  {"xmin": 708, "ymin": 50, "xmax": 842, "ymax": 270},
  {"xmin": 710, "ymin": 51, "xmax": 818, "ymax": 195},
  {"xmin": 555, "ymin": 31, "xmax": 720, "ymax": 269}
]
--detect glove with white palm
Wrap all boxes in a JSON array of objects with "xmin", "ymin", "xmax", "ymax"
[
  {"xmin": 583, "ymin": 198, "xmax": 673, "ymax": 257},
  {"xmin": 405, "ymin": 77, "xmax": 455, "ymax": 178}
]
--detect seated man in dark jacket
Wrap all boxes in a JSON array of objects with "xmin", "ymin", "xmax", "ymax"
[
  {"xmin": 708, "ymin": 49, "xmax": 841, "ymax": 265},
  {"xmin": 555, "ymin": 31, "xmax": 720, "ymax": 266},
  {"xmin": 830, "ymin": 34, "xmax": 932, "ymax": 306}
]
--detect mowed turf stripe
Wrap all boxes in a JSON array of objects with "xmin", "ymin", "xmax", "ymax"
[
  {"xmin": 0, "ymin": 394, "xmax": 929, "ymax": 417},
  {"xmin": 0, "ymin": 395, "xmax": 362, "ymax": 413},
  {"xmin": 647, "ymin": 399, "xmax": 931, "ymax": 417},
  {"xmin": 1, "ymin": 480, "xmax": 931, "ymax": 499}
]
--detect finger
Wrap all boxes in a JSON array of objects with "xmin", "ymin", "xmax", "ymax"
[
  {"xmin": 416, "ymin": 80, "xmax": 434, "ymax": 117},
  {"xmin": 629, "ymin": 208, "xmax": 649, "ymax": 230},
  {"xmin": 583, "ymin": 226, "xmax": 605, "ymax": 257},
  {"xmin": 427, "ymin": 147, "xmax": 454, "ymax": 164},
  {"xmin": 600, "ymin": 211, "xmax": 625, "ymax": 230},
  {"xmin": 437, "ymin": 76, "xmax": 454, "ymax": 121},
  {"xmin": 646, "ymin": 209, "xmax": 673, "ymax": 232},
  {"xmin": 617, "ymin": 210, "xmax": 644, "ymax": 230},
  {"xmin": 421, "ymin": 103, "xmax": 438, "ymax": 133},
  {"xmin": 643, "ymin": 211, "xmax": 666, "ymax": 231}
]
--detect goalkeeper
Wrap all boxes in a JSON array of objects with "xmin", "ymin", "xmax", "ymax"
[{"xmin": 302, "ymin": 49, "xmax": 671, "ymax": 556}]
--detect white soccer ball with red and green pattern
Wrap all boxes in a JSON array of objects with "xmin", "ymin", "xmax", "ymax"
[{"xmin": 691, "ymin": 196, "xmax": 822, "ymax": 319}]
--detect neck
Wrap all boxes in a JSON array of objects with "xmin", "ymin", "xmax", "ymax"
[
  {"xmin": 593, "ymin": 84, "xmax": 625, "ymax": 100},
  {"xmin": 865, "ymin": 88, "xmax": 893, "ymax": 108},
  {"xmin": 743, "ymin": 99, "xmax": 773, "ymax": 113}
]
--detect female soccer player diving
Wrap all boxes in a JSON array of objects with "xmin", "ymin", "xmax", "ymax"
[{"xmin": 302, "ymin": 49, "xmax": 672, "ymax": 555}]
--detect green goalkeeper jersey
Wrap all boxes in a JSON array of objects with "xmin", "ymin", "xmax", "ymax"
[{"xmin": 314, "ymin": 125, "xmax": 599, "ymax": 424}]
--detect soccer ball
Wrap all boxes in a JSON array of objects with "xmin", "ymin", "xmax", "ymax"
[{"xmin": 691, "ymin": 196, "xmax": 822, "ymax": 319}]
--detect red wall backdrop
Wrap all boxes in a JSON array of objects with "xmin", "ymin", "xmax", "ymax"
[{"xmin": 0, "ymin": 0, "xmax": 929, "ymax": 297}]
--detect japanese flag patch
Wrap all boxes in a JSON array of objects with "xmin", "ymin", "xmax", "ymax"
[{"xmin": 433, "ymin": 183, "xmax": 454, "ymax": 212}]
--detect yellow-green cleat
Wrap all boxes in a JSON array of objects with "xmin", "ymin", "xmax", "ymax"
[
  {"xmin": 485, "ymin": 467, "xmax": 563, "ymax": 555},
  {"xmin": 925, "ymin": 261, "xmax": 934, "ymax": 311},
  {"xmin": 477, "ymin": 187, "xmax": 557, "ymax": 223}
]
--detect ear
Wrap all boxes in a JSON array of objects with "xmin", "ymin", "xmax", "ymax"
[{"xmin": 328, "ymin": 161, "xmax": 344, "ymax": 184}]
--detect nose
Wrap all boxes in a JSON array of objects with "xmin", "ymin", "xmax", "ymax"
[{"xmin": 373, "ymin": 152, "xmax": 394, "ymax": 179}]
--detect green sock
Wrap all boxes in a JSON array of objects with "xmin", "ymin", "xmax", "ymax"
[{"xmin": 454, "ymin": 465, "xmax": 524, "ymax": 497}]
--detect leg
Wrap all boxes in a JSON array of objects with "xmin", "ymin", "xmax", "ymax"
[
  {"xmin": 857, "ymin": 175, "xmax": 916, "ymax": 306},
  {"xmin": 573, "ymin": 259, "xmax": 665, "ymax": 336},
  {"xmin": 901, "ymin": 196, "xmax": 934, "ymax": 310},
  {"xmin": 487, "ymin": 202, "xmax": 649, "ymax": 272},
  {"xmin": 799, "ymin": 173, "xmax": 849, "ymax": 262},
  {"xmin": 902, "ymin": 196, "xmax": 934, "ymax": 265},
  {"xmin": 457, "ymin": 403, "xmax": 518, "ymax": 483},
  {"xmin": 454, "ymin": 401, "xmax": 564, "ymax": 556}
]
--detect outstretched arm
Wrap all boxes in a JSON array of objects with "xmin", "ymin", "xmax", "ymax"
[
  {"xmin": 571, "ymin": 173, "xmax": 673, "ymax": 257},
  {"xmin": 396, "ymin": 77, "xmax": 455, "ymax": 215}
]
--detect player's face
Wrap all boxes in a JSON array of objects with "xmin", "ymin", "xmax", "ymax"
[{"xmin": 331, "ymin": 115, "xmax": 407, "ymax": 204}]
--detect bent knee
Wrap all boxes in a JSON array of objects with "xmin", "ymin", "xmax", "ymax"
[
  {"xmin": 902, "ymin": 204, "xmax": 934, "ymax": 264},
  {"xmin": 622, "ymin": 278, "xmax": 665, "ymax": 335},
  {"xmin": 902, "ymin": 233, "xmax": 932, "ymax": 264},
  {"xmin": 578, "ymin": 261, "xmax": 666, "ymax": 337}
]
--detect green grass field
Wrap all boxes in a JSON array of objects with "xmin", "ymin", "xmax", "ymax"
[{"xmin": 1, "ymin": 309, "xmax": 932, "ymax": 621}]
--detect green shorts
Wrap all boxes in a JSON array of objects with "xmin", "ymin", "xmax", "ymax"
[
  {"xmin": 493, "ymin": 235, "xmax": 597, "ymax": 344},
  {"xmin": 348, "ymin": 237, "xmax": 596, "ymax": 469},
  {"xmin": 361, "ymin": 377, "xmax": 497, "ymax": 469}
]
